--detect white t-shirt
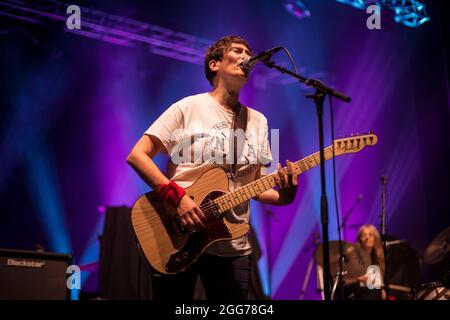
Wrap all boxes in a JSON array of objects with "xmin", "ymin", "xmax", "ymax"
[{"xmin": 145, "ymin": 92, "xmax": 272, "ymax": 256}]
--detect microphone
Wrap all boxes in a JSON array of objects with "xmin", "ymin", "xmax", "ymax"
[{"xmin": 241, "ymin": 46, "xmax": 283, "ymax": 70}]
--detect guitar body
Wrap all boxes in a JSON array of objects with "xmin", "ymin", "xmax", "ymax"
[{"xmin": 131, "ymin": 167, "xmax": 250, "ymax": 274}]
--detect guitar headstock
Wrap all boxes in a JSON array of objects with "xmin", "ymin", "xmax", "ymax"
[{"xmin": 333, "ymin": 131, "xmax": 378, "ymax": 155}]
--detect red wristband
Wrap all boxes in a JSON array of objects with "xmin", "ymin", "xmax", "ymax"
[{"xmin": 155, "ymin": 180, "xmax": 186, "ymax": 208}]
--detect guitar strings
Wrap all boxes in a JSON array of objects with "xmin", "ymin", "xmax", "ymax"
[
  {"xmin": 196, "ymin": 148, "xmax": 334, "ymax": 213},
  {"xmin": 195, "ymin": 137, "xmax": 368, "ymax": 213}
]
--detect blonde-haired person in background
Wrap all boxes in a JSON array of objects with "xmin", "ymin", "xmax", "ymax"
[{"xmin": 353, "ymin": 224, "xmax": 387, "ymax": 300}]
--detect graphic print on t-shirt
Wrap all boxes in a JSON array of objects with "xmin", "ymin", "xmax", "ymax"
[{"xmin": 203, "ymin": 121, "xmax": 260, "ymax": 179}]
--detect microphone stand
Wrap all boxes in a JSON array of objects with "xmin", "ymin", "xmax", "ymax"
[
  {"xmin": 380, "ymin": 176, "xmax": 389, "ymax": 299},
  {"xmin": 341, "ymin": 195, "xmax": 363, "ymax": 241},
  {"xmin": 263, "ymin": 59, "xmax": 351, "ymax": 300}
]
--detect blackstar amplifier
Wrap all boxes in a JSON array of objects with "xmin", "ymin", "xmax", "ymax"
[{"xmin": 0, "ymin": 248, "xmax": 72, "ymax": 300}]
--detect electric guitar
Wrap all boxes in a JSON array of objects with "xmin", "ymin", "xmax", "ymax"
[{"xmin": 131, "ymin": 132, "xmax": 378, "ymax": 274}]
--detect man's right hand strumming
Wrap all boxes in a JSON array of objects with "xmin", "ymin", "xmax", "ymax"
[{"xmin": 177, "ymin": 195, "xmax": 206, "ymax": 231}]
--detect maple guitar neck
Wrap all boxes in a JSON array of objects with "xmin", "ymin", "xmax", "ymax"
[{"xmin": 213, "ymin": 133, "xmax": 377, "ymax": 214}]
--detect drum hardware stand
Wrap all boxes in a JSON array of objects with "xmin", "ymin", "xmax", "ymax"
[
  {"xmin": 299, "ymin": 232, "xmax": 321, "ymax": 300},
  {"xmin": 316, "ymin": 265, "xmax": 325, "ymax": 300},
  {"xmin": 331, "ymin": 270, "xmax": 348, "ymax": 300}
]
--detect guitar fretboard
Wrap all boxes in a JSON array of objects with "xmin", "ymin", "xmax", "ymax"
[{"xmin": 213, "ymin": 145, "xmax": 337, "ymax": 213}]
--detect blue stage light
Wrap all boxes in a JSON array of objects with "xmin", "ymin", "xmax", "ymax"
[
  {"xmin": 283, "ymin": 0, "xmax": 311, "ymax": 20},
  {"xmin": 336, "ymin": 0, "xmax": 368, "ymax": 10},
  {"xmin": 336, "ymin": 0, "xmax": 430, "ymax": 28},
  {"xmin": 386, "ymin": 0, "xmax": 430, "ymax": 28}
]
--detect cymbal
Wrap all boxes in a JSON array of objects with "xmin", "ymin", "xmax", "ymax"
[
  {"xmin": 424, "ymin": 226, "xmax": 450, "ymax": 265},
  {"xmin": 314, "ymin": 240, "xmax": 366, "ymax": 279},
  {"xmin": 314, "ymin": 240, "xmax": 356, "ymax": 265}
]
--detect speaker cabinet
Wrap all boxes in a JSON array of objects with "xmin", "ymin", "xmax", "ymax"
[{"xmin": 0, "ymin": 249, "xmax": 72, "ymax": 300}]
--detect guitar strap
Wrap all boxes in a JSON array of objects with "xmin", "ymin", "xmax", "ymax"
[{"xmin": 229, "ymin": 102, "xmax": 248, "ymax": 180}]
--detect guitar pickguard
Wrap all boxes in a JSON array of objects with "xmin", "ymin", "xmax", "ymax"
[{"xmin": 165, "ymin": 191, "xmax": 232, "ymax": 273}]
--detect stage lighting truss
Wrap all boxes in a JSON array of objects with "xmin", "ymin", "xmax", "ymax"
[
  {"xmin": 0, "ymin": 0, "xmax": 324, "ymax": 88},
  {"xmin": 336, "ymin": 0, "xmax": 430, "ymax": 28},
  {"xmin": 0, "ymin": 0, "xmax": 210, "ymax": 64}
]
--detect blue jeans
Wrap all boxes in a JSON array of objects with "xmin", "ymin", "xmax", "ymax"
[{"xmin": 151, "ymin": 253, "xmax": 252, "ymax": 300}]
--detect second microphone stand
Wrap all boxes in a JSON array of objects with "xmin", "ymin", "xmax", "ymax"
[
  {"xmin": 380, "ymin": 176, "xmax": 390, "ymax": 299},
  {"xmin": 263, "ymin": 59, "xmax": 351, "ymax": 300},
  {"xmin": 341, "ymin": 194, "xmax": 363, "ymax": 241}
]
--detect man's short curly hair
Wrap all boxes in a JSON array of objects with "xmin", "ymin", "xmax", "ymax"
[{"xmin": 204, "ymin": 35, "xmax": 253, "ymax": 86}]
